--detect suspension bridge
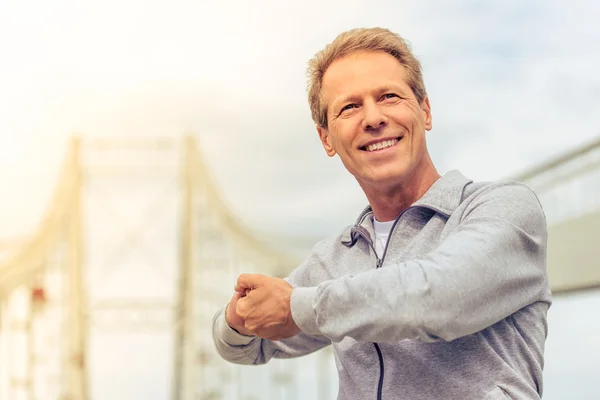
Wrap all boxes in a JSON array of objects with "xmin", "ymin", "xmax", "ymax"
[{"xmin": 0, "ymin": 134, "xmax": 598, "ymax": 399}]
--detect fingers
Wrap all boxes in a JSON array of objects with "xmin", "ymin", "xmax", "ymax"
[
  {"xmin": 235, "ymin": 293, "xmax": 261, "ymax": 322},
  {"xmin": 234, "ymin": 287, "xmax": 250, "ymax": 297},
  {"xmin": 229, "ymin": 291, "xmax": 243, "ymax": 309},
  {"xmin": 235, "ymin": 295, "xmax": 249, "ymax": 318},
  {"xmin": 235, "ymin": 273, "xmax": 264, "ymax": 293},
  {"xmin": 229, "ymin": 291, "xmax": 247, "ymax": 317}
]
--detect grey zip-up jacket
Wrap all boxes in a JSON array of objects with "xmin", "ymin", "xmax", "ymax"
[{"xmin": 212, "ymin": 170, "xmax": 552, "ymax": 400}]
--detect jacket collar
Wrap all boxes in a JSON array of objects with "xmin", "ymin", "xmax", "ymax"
[{"xmin": 341, "ymin": 170, "xmax": 472, "ymax": 246}]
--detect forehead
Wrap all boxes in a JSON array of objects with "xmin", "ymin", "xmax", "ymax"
[{"xmin": 322, "ymin": 51, "xmax": 410, "ymax": 103}]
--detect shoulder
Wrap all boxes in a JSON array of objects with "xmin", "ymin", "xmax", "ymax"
[
  {"xmin": 458, "ymin": 179, "xmax": 547, "ymax": 231},
  {"xmin": 463, "ymin": 179, "xmax": 543, "ymax": 210}
]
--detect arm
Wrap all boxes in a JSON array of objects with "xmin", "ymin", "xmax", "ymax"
[
  {"xmin": 212, "ymin": 257, "xmax": 331, "ymax": 365},
  {"xmin": 291, "ymin": 183, "xmax": 551, "ymax": 343}
]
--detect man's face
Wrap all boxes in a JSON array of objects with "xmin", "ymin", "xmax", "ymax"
[{"xmin": 317, "ymin": 51, "xmax": 432, "ymax": 189}]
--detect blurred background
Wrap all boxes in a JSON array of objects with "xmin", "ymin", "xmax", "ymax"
[{"xmin": 0, "ymin": 0, "xmax": 599, "ymax": 399}]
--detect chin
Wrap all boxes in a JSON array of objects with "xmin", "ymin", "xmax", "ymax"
[{"xmin": 362, "ymin": 169, "xmax": 408, "ymax": 187}]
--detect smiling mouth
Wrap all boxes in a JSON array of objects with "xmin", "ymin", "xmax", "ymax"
[{"xmin": 360, "ymin": 137, "xmax": 402, "ymax": 152}]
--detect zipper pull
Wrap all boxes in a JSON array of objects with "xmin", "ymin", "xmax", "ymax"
[{"xmin": 376, "ymin": 258, "xmax": 382, "ymax": 268}]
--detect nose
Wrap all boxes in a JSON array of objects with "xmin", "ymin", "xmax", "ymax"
[{"xmin": 361, "ymin": 102, "xmax": 388, "ymax": 131}]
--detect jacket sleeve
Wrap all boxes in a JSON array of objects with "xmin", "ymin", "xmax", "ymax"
[
  {"xmin": 290, "ymin": 182, "xmax": 551, "ymax": 343},
  {"xmin": 212, "ymin": 255, "xmax": 331, "ymax": 365}
]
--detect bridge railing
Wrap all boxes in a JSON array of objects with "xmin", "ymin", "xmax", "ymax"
[
  {"xmin": 511, "ymin": 135, "xmax": 600, "ymax": 226},
  {"xmin": 510, "ymin": 135, "xmax": 600, "ymax": 292}
]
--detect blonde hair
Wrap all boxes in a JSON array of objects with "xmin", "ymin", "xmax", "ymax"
[{"xmin": 307, "ymin": 27, "xmax": 426, "ymax": 128}]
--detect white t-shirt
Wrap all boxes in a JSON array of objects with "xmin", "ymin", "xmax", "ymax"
[{"xmin": 373, "ymin": 217, "xmax": 395, "ymax": 258}]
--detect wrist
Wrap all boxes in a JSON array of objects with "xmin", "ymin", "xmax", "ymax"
[{"xmin": 290, "ymin": 286, "xmax": 320, "ymax": 335}]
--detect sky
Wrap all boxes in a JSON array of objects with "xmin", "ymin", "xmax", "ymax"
[
  {"xmin": 0, "ymin": 0, "xmax": 599, "ymax": 399},
  {"xmin": 1, "ymin": 0, "xmax": 600, "ymax": 240}
]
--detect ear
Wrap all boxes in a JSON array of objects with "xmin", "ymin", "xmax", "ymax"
[
  {"xmin": 317, "ymin": 125, "xmax": 336, "ymax": 157},
  {"xmin": 421, "ymin": 96, "xmax": 432, "ymax": 131}
]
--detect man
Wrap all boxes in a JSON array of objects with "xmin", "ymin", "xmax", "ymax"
[{"xmin": 212, "ymin": 27, "xmax": 551, "ymax": 400}]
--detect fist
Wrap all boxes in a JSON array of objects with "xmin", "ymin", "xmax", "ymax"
[
  {"xmin": 235, "ymin": 274, "xmax": 300, "ymax": 340},
  {"xmin": 225, "ymin": 291, "xmax": 254, "ymax": 336}
]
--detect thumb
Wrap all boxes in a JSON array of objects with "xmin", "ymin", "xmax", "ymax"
[{"xmin": 235, "ymin": 273, "xmax": 264, "ymax": 293}]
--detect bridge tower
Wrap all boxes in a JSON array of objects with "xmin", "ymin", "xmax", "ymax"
[{"xmin": 0, "ymin": 134, "xmax": 334, "ymax": 399}]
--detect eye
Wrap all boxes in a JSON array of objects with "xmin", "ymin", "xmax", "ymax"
[
  {"xmin": 340, "ymin": 104, "xmax": 357, "ymax": 113},
  {"xmin": 382, "ymin": 93, "xmax": 398, "ymax": 100}
]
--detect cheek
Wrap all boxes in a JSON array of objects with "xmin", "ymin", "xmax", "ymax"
[
  {"xmin": 331, "ymin": 126, "xmax": 354, "ymax": 151},
  {"xmin": 391, "ymin": 104, "xmax": 421, "ymax": 126}
]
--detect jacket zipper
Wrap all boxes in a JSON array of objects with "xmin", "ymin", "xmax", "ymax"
[
  {"xmin": 355, "ymin": 205, "xmax": 444, "ymax": 400},
  {"xmin": 373, "ymin": 343, "xmax": 385, "ymax": 400},
  {"xmin": 373, "ymin": 216, "xmax": 398, "ymax": 400},
  {"xmin": 355, "ymin": 213, "xmax": 402, "ymax": 400}
]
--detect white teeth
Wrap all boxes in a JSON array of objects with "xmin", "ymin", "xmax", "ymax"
[{"xmin": 366, "ymin": 139, "xmax": 398, "ymax": 152}]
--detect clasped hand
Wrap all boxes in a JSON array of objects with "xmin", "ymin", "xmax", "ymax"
[{"xmin": 225, "ymin": 274, "xmax": 300, "ymax": 341}]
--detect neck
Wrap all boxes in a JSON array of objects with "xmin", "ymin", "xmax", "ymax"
[{"xmin": 361, "ymin": 158, "xmax": 440, "ymax": 222}]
